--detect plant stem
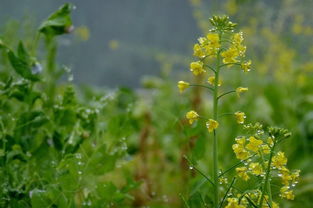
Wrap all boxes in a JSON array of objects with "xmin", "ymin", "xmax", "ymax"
[
  {"xmin": 258, "ymin": 145, "xmax": 275, "ymax": 207},
  {"xmin": 217, "ymin": 90, "xmax": 236, "ymax": 100},
  {"xmin": 190, "ymin": 84, "xmax": 214, "ymax": 91},
  {"xmin": 219, "ymin": 177, "xmax": 236, "ymax": 208},
  {"xmin": 213, "ymin": 34, "xmax": 222, "ymax": 208},
  {"xmin": 45, "ymin": 35, "xmax": 57, "ymax": 106}
]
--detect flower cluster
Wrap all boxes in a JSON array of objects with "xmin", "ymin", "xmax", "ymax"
[
  {"xmin": 178, "ymin": 15, "xmax": 252, "ymax": 133},
  {"xmin": 228, "ymin": 124, "xmax": 300, "ymax": 207}
]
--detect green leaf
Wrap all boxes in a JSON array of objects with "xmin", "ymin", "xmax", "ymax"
[
  {"xmin": 39, "ymin": 3, "xmax": 74, "ymax": 36},
  {"xmin": 30, "ymin": 189, "xmax": 51, "ymax": 208},
  {"xmin": 8, "ymin": 51, "xmax": 39, "ymax": 81},
  {"xmin": 192, "ymin": 134, "xmax": 207, "ymax": 161},
  {"xmin": 17, "ymin": 42, "xmax": 31, "ymax": 64},
  {"xmin": 86, "ymin": 145, "xmax": 118, "ymax": 175}
]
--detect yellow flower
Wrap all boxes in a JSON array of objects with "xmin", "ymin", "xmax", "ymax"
[
  {"xmin": 232, "ymin": 144, "xmax": 249, "ymax": 160},
  {"xmin": 241, "ymin": 60, "xmax": 252, "ymax": 72},
  {"xmin": 186, "ymin": 111, "xmax": 199, "ymax": 125},
  {"xmin": 208, "ymin": 76, "xmax": 222, "ymax": 86},
  {"xmin": 246, "ymin": 136, "xmax": 263, "ymax": 152},
  {"xmin": 272, "ymin": 202, "xmax": 280, "ymax": 208},
  {"xmin": 280, "ymin": 186, "xmax": 294, "ymax": 200},
  {"xmin": 198, "ymin": 37, "xmax": 207, "ymax": 45},
  {"xmin": 267, "ymin": 137, "xmax": 274, "ymax": 147},
  {"xmin": 261, "ymin": 144, "xmax": 270, "ymax": 154},
  {"xmin": 232, "ymin": 32, "xmax": 244, "ymax": 45},
  {"xmin": 232, "ymin": 32, "xmax": 246, "ymax": 56},
  {"xmin": 279, "ymin": 167, "xmax": 292, "ymax": 186},
  {"xmin": 249, "ymin": 162, "xmax": 263, "ymax": 176},
  {"xmin": 236, "ymin": 87, "xmax": 248, "ymax": 97},
  {"xmin": 235, "ymin": 136, "xmax": 246, "ymax": 145},
  {"xmin": 206, "ymin": 119, "xmax": 219, "ymax": 132},
  {"xmin": 193, "ymin": 44, "xmax": 205, "ymax": 58},
  {"xmin": 236, "ymin": 167, "xmax": 250, "ymax": 181},
  {"xmin": 234, "ymin": 111, "xmax": 246, "ymax": 124},
  {"xmin": 225, "ymin": 198, "xmax": 246, "ymax": 208},
  {"xmin": 177, "ymin": 81, "xmax": 190, "ymax": 93},
  {"xmin": 236, "ymin": 45, "xmax": 246, "ymax": 56},
  {"xmin": 190, "ymin": 61, "xmax": 206, "ymax": 76},
  {"xmin": 219, "ymin": 176, "xmax": 228, "ymax": 184},
  {"xmin": 291, "ymin": 170, "xmax": 300, "ymax": 184},
  {"xmin": 206, "ymin": 33, "xmax": 220, "ymax": 49},
  {"xmin": 272, "ymin": 151, "xmax": 287, "ymax": 169},
  {"xmin": 221, "ymin": 47, "xmax": 239, "ymax": 64}
]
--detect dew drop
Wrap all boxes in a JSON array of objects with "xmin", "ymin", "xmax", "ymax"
[
  {"xmin": 75, "ymin": 153, "xmax": 82, "ymax": 159},
  {"xmin": 68, "ymin": 74, "xmax": 74, "ymax": 82},
  {"xmin": 162, "ymin": 195, "xmax": 169, "ymax": 202}
]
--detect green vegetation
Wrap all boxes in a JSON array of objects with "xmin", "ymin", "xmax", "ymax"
[{"xmin": 0, "ymin": 1, "xmax": 312, "ymax": 208}]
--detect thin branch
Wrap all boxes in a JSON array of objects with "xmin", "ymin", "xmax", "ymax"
[
  {"xmin": 217, "ymin": 90, "xmax": 236, "ymax": 100},
  {"xmin": 231, "ymin": 186, "xmax": 258, "ymax": 208},
  {"xmin": 204, "ymin": 64, "xmax": 216, "ymax": 73},
  {"xmin": 199, "ymin": 193, "xmax": 209, "ymax": 208},
  {"xmin": 218, "ymin": 113, "xmax": 234, "ymax": 118},
  {"xmin": 184, "ymin": 156, "xmax": 215, "ymax": 187},
  {"xmin": 218, "ymin": 154, "xmax": 256, "ymax": 178},
  {"xmin": 180, "ymin": 194, "xmax": 191, "ymax": 208},
  {"xmin": 219, "ymin": 177, "xmax": 236, "ymax": 208},
  {"xmin": 244, "ymin": 195, "xmax": 258, "ymax": 208},
  {"xmin": 190, "ymin": 84, "xmax": 214, "ymax": 91},
  {"xmin": 219, "ymin": 62, "xmax": 241, "ymax": 68}
]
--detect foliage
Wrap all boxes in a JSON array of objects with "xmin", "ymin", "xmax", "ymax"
[{"xmin": 0, "ymin": 1, "xmax": 312, "ymax": 208}]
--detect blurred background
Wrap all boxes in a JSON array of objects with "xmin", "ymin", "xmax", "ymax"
[
  {"xmin": 0, "ymin": 0, "xmax": 313, "ymax": 207},
  {"xmin": 1, "ymin": 0, "xmax": 200, "ymax": 87},
  {"xmin": 1, "ymin": 0, "xmax": 312, "ymax": 86}
]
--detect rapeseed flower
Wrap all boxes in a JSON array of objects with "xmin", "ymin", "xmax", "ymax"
[
  {"xmin": 249, "ymin": 162, "xmax": 263, "ymax": 176},
  {"xmin": 206, "ymin": 119, "xmax": 219, "ymax": 132},
  {"xmin": 193, "ymin": 44, "xmax": 205, "ymax": 58},
  {"xmin": 177, "ymin": 81, "xmax": 190, "ymax": 93},
  {"xmin": 246, "ymin": 136, "xmax": 263, "ymax": 152},
  {"xmin": 207, "ymin": 33, "xmax": 220, "ymax": 48},
  {"xmin": 241, "ymin": 60, "xmax": 252, "ymax": 72},
  {"xmin": 272, "ymin": 151, "xmax": 287, "ymax": 169},
  {"xmin": 261, "ymin": 144, "xmax": 270, "ymax": 154},
  {"xmin": 208, "ymin": 76, "xmax": 222, "ymax": 86},
  {"xmin": 221, "ymin": 47, "xmax": 239, "ymax": 64},
  {"xmin": 280, "ymin": 186, "xmax": 294, "ymax": 200},
  {"xmin": 225, "ymin": 197, "xmax": 246, "ymax": 208},
  {"xmin": 232, "ymin": 144, "xmax": 249, "ymax": 160},
  {"xmin": 236, "ymin": 166, "xmax": 250, "ymax": 181},
  {"xmin": 190, "ymin": 61, "xmax": 206, "ymax": 75},
  {"xmin": 234, "ymin": 111, "xmax": 246, "ymax": 124},
  {"xmin": 186, "ymin": 111, "xmax": 199, "ymax": 124},
  {"xmin": 236, "ymin": 87, "xmax": 248, "ymax": 97}
]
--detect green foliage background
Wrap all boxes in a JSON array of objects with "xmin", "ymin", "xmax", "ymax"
[{"xmin": 0, "ymin": 0, "xmax": 312, "ymax": 207}]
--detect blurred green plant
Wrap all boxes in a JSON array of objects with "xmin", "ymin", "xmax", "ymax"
[{"xmin": 0, "ymin": 4, "xmax": 140, "ymax": 208}]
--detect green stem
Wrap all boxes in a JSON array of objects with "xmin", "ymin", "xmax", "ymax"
[
  {"xmin": 45, "ymin": 36, "xmax": 57, "ymax": 106},
  {"xmin": 219, "ymin": 62, "xmax": 241, "ymax": 68},
  {"xmin": 213, "ymin": 33, "xmax": 222, "ymax": 208},
  {"xmin": 190, "ymin": 84, "xmax": 214, "ymax": 91},
  {"xmin": 184, "ymin": 156, "xmax": 215, "ymax": 186},
  {"xmin": 217, "ymin": 90, "xmax": 236, "ymax": 100},
  {"xmin": 218, "ymin": 113, "xmax": 234, "ymax": 118},
  {"xmin": 258, "ymin": 145, "xmax": 275, "ymax": 208},
  {"xmin": 204, "ymin": 64, "xmax": 217, "ymax": 73},
  {"xmin": 218, "ymin": 154, "xmax": 256, "ymax": 178},
  {"xmin": 219, "ymin": 177, "xmax": 236, "ymax": 208}
]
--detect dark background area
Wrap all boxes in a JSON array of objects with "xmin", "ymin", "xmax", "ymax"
[{"xmin": 0, "ymin": 0, "xmax": 201, "ymax": 87}]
